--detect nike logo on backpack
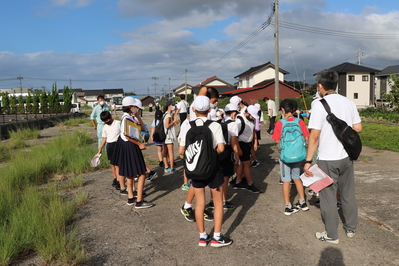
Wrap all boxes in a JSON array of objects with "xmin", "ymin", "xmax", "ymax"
[{"xmin": 185, "ymin": 140, "xmax": 203, "ymax": 171}]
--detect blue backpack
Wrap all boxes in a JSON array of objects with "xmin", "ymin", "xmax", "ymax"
[{"xmin": 278, "ymin": 118, "xmax": 307, "ymax": 163}]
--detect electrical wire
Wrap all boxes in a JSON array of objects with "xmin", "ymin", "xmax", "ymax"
[{"xmin": 274, "ymin": 20, "xmax": 399, "ymax": 39}]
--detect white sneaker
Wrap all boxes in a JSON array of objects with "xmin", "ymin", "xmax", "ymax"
[{"xmin": 315, "ymin": 231, "xmax": 339, "ymax": 244}]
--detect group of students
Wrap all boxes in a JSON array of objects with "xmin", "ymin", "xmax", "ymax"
[{"xmin": 97, "ymin": 87, "xmax": 312, "ymax": 248}]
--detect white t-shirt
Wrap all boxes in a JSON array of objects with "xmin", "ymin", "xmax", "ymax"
[
  {"xmin": 163, "ymin": 111, "xmax": 176, "ymax": 141},
  {"xmin": 235, "ymin": 114, "xmax": 254, "ymax": 143},
  {"xmin": 308, "ymin": 94, "xmax": 361, "ymax": 160},
  {"xmin": 179, "ymin": 117, "xmax": 225, "ymax": 148},
  {"xmin": 267, "ymin": 100, "xmax": 277, "ymax": 117},
  {"xmin": 176, "ymin": 100, "xmax": 189, "ymax": 113},
  {"xmin": 102, "ymin": 119, "xmax": 121, "ymax": 143},
  {"xmin": 223, "ymin": 116, "xmax": 238, "ymax": 145}
]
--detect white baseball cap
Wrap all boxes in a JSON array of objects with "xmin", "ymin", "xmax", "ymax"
[
  {"xmin": 193, "ymin": 95, "xmax": 210, "ymax": 112},
  {"xmin": 247, "ymin": 105, "xmax": 259, "ymax": 120},
  {"xmin": 224, "ymin": 103, "xmax": 238, "ymax": 112},
  {"xmin": 134, "ymin": 99, "xmax": 144, "ymax": 109},
  {"xmin": 122, "ymin": 97, "xmax": 136, "ymax": 107},
  {"xmin": 230, "ymin": 95, "xmax": 242, "ymax": 106}
]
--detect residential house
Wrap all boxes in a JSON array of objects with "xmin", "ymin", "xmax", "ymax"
[
  {"xmin": 326, "ymin": 62, "xmax": 380, "ymax": 108},
  {"xmin": 191, "ymin": 76, "xmax": 235, "ymax": 96},
  {"xmin": 220, "ymin": 62, "xmax": 300, "ymax": 104},
  {"xmin": 235, "ymin": 61, "xmax": 289, "ymax": 89},
  {"xmin": 172, "ymin": 83, "xmax": 193, "ymax": 98},
  {"xmin": 220, "ymin": 79, "xmax": 302, "ymax": 105},
  {"xmin": 375, "ymin": 65, "xmax": 399, "ymax": 100}
]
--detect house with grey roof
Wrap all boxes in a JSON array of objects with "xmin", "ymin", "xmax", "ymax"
[
  {"xmin": 324, "ymin": 62, "xmax": 380, "ymax": 108},
  {"xmin": 234, "ymin": 61, "xmax": 289, "ymax": 89},
  {"xmin": 375, "ymin": 65, "xmax": 399, "ymax": 100}
]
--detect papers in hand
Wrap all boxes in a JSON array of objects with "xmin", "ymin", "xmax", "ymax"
[
  {"xmin": 300, "ymin": 164, "xmax": 333, "ymax": 193},
  {"xmin": 124, "ymin": 119, "xmax": 144, "ymax": 142}
]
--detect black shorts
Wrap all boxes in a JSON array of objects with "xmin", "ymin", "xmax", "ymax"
[
  {"xmin": 106, "ymin": 142, "xmax": 117, "ymax": 165},
  {"xmin": 256, "ymin": 130, "xmax": 261, "ymax": 140},
  {"xmin": 221, "ymin": 157, "xmax": 235, "ymax": 177},
  {"xmin": 239, "ymin": 142, "xmax": 252, "ymax": 162},
  {"xmin": 191, "ymin": 170, "xmax": 224, "ymax": 189}
]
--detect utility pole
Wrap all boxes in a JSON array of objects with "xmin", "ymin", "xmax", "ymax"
[
  {"xmin": 184, "ymin": 69, "xmax": 188, "ymax": 99},
  {"xmin": 357, "ymin": 47, "xmax": 363, "ymax": 65},
  {"xmin": 69, "ymin": 79, "xmax": 73, "ymax": 90},
  {"xmin": 152, "ymin": 77, "xmax": 157, "ymax": 98},
  {"xmin": 168, "ymin": 78, "xmax": 171, "ymax": 98},
  {"xmin": 274, "ymin": 0, "xmax": 280, "ymax": 111},
  {"xmin": 17, "ymin": 75, "xmax": 23, "ymax": 94}
]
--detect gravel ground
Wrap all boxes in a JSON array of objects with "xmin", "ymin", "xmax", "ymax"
[{"xmin": 10, "ymin": 111, "xmax": 399, "ymax": 266}]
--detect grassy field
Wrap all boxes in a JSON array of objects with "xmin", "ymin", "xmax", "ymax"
[
  {"xmin": 360, "ymin": 122, "xmax": 399, "ymax": 152},
  {"xmin": 0, "ymin": 119, "xmax": 108, "ymax": 265}
]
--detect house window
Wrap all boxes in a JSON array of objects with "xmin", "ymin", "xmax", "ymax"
[
  {"xmin": 354, "ymin": 93, "xmax": 358, "ymax": 99},
  {"xmin": 362, "ymin": 75, "xmax": 369, "ymax": 81},
  {"xmin": 348, "ymin": 75, "xmax": 355, "ymax": 81},
  {"xmin": 246, "ymin": 77, "xmax": 250, "ymax": 87}
]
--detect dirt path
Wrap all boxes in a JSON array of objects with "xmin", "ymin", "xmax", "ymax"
[{"xmin": 11, "ymin": 111, "xmax": 399, "ymax": 265}]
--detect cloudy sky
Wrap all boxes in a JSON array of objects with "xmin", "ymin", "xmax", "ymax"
[{"xmin": 1, "ymin": 0, "xmax": 398, "ymax": 95}]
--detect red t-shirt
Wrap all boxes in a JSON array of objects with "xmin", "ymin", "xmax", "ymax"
[{"xmin": 272, "ymin": 117, "xmax": 309, "ymax": 141}]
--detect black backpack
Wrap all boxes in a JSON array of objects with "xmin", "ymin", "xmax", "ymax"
[
  {"xmin": 320, "ymin": 99, "xmax": 362, "ymax": 160},
  {"xmin": 152, "ymin": 114, "xmax": 168, "ymax": 142},
  {"xmin": 218, "ymin": 119, "xmax": 234, "ymax": 161},
  {"xmin": 184, "ymin": 119, "xmax": 219, "ymax": 180},
  {"xmin": 236, "ymin": 115, "xmax": 245, "ymax": 136}
]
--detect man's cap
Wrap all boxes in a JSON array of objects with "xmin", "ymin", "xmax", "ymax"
[
  {"xmin": 165, "ymin": 100, "xmax": 176, "ymax": 107},
  {"xmin": 122, "ymin": 97, "xmax": 136, "ymax": 107},
  {"xmin": 247, "ymin": 105, "xmax": 259, "ymax": 119},
  {"xmin": 224, "ymin": 103, "xmax": 238, "ymax": 112},
  {"xmin": 135, "ymin": 99, "xmax": 144, "ymax": 109},
  {"xmin": 230, "ymin": 95, "xmax": 242, "ymax": 106},
  {"xmin": 193, "ymin": 95, "xmax": 210, "ymax": 111}
]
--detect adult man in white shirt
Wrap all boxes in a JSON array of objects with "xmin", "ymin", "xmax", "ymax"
[
  {"xmin": 304, "ymin": 69, "xmax": 362, "ymax": 245},
  {"xmin": 176, "ymin": 94, "xmax": 189, "ymax": 125},
  {"xmin": 263, "ymin": 97, "xmax": 277, "ymax": 134}
]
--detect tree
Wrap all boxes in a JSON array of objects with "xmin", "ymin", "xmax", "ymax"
[
  {"xmin": 33, "ymin": 91, "xmax": 40, "ymax": 113},
  {"xmin": 285, "ymin": 80, "xmax": 309, "ymax": 91},
  {"xmin": 62, "ymin": 85, "xmax": 74, "ymax": 113},
  {"xmin": 48, "ymin": 83, "xmax": 60, "ymax": 113},
  {"xmin": 1, "ymin": 92, "xmax": 10, "ymax": 114},
  {"xmin": 40, "ymin": 90, "xmax": 48, "ymax": 114},
  {"xmin": 18, "ymin": 95, "xmax": 25, "ymax": 113},
  {"xmin": 383, "ymin": 73, "xmax": 399, "ymax": 109},
  {"xmin": 10, "ymin": 95, "xmax": 17, "ymax": 114},
  {"xmin": 26, "ymin": 92, "xmax": 33, "ymax": 113}
]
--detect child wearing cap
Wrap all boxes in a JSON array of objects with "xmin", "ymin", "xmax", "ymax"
[
  {"xmin": 116, "ymin": 97, "xmax": 154, "ymax": 209},
  {"xmin": 178, "ymin": 95, "xmax": 233, "ymax": 247},
  {"xmin": 272, "ymin": 99, "xmax": 309, "ymax": 215},
  {"xmin": 163, "ymin": 100, "xmax": 178, "ymax": 174},
  {"xmin": 233, "ymin": 105, "xmax": 262, "ymax": 193}
]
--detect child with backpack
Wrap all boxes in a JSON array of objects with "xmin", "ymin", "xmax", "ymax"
[
  {"xmin": 233, "ymin": 105, "xmax": 262, "ymax": 193},
  {"xmin": 178, "ymin": 95, "xmax": 233, "ymax": 247},
  {"xmin": 150, "ymin": 109, "xmax": 165, "ymax": 168},
  {"xmin": 272, "ymin": 99, "xmax": 309, "ymax": 215}
]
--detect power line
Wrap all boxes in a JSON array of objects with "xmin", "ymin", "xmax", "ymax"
[{"xmin": 275, "ymin": 20, "xmax": 399, "ymax": 39}]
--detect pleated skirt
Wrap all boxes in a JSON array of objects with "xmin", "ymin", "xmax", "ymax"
[{"xmin": 115, "ymin": 137, "xmax": 146, "ymax": 177}]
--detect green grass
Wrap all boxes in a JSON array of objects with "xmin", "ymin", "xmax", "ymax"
[
  {"xmin": 9, "ymin": 127, "xmax": 40, "ymax": 141},
  {"xmin": 59, "ymin": 117, "xmax": 91, "ymax": 127},
  {"xmin": 0, "ymin": 145, "xmax": 11, "ymax": 162},
  {"xmin": 0, "ymin": 131, "xmax": 103, "ymax": 265},
  {"xmin": 360, "ymin": 122, "xmax": 399, "ymax": 152}
]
